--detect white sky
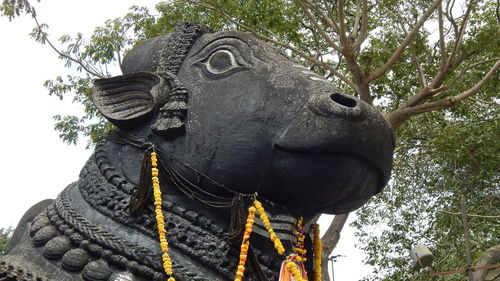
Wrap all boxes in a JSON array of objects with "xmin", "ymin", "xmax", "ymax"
[{"xmin": 0, "ymin": 1, "xmax": 373, "ymax": 280}]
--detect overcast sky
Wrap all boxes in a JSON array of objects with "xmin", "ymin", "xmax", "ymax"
[{"xmin": 0, "ymin": 1, "xmax": 374, "ymax": 279}]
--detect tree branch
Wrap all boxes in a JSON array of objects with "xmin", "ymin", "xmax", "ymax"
[
  {"xmin": 321, "ymin": 214, "xmax": 349, "ymax": 255},
  {"xmin": 349, "ymin": 0, "xmax": 363, "ymax": 40},
  {"xmin": 497, "ymin": 0, "xmax": 500, "ymax": 24},
  {"xmin": 438, "ymin": 2, "xmax": 447, "ymax": 67},
  {"xmin": 450, "ymin": 59, "xmax": 500, "ymax": 101},
  {"xmin": 412, "ymin": 52, "xmax": 428, "ymax": 88},
  {"xmin": 390, "ymin": 10, "xmax": 427, "ymax": 88},
  {"xmin": 460, "ymin": 194, "xmax": 474, "ymax": 281},
  {"xmin": 441, "ymin": 0, "xmax": 474, "ymax": 77},
  {"xmin": 431, "ymin": 58, "xmax": 500, "ymax": 98},
  {"xmin": 368, "ymin": 0, "xmax": 442, "ymax": 82},
  {"xmin": 301, "ymin": 0, "xmax": 341, "ymax": 34},
  {"xmin": 293, "ymin": 0, "xmax": 343, "ymax": 53},
  {"xmin": 337, "ymin": 0, "xmax": 348, "ymax": 45},
  {"xmin": 445, "ymin": 0, "xmax": 459, "ymax": 35},
  {"xmin": 352, "ymin": 0, "xmax": 369, "ymax": 52},
  {"xmin": 298, "ymin": 0, "xmax": 367, "ymax": 100},
  {"xmin": 439, "ymin": 210, "xmax": 500, "ymax": 219},
  {"xmin": 393, "ymin": 2, "xmax": 482, "ymax": 111},
  {"xmin": 387, "ymin": 59, "xmax": 500, "ymax": 128},
  {"xmin": 111, "ymin": 43, "xmax": 123, "ymax": 71},
  {"xmin": 31, "ymin": 10, "xmax": 106, "ymax": 78}
]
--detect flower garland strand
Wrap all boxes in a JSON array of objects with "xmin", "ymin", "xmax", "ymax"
[
  {"xmin": 280, "ymin": 216, "xmax": 308, "ymax": 281},
  {"xmin": 234, "ymin": 200, "xmax": 287, "ymax": 280},
  {"xmin": 151, "ymin": 151, "xmax": 176, "ymax": 281},
  {"xmin": 313, "ymin": 224, "xmax": 322, "ymax": 281},
  {"xmin": 286, "ymin": 261, "xmax": 308, "ymax": 281},
  {"xmin": 294, "ymin": 216, "xmax": 307, "ymax": 262},
  {"xmin": 150, "ymin": 151, "xmax": 318, "ymax": 281},
  {"xmin": 253, "ymin": 200, "xmax": 285, "ymax": 255},
  {"xmin": 234, "ymin": 205, "xmax": 257, "ymax": 281}
]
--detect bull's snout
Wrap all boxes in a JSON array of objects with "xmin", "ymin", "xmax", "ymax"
[
  {"xmin": 272, "ymin": 90, "xmax": 395, "ymax": 214},
  {"xmin": 310, "ymin": 92, "xmax": 365, "ymax": 120},
  {"xmin": 275, "ymin": 91, "xmax": 394, "ymax": 169}
]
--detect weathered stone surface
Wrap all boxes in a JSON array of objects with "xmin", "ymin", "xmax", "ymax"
[
  {"xmin": 108, "ymin": 271, "xmax": 136, "ymax": 281},
  {"xmin": 1, "ymin": 22, "xmax": 394, "ymax": 281}
]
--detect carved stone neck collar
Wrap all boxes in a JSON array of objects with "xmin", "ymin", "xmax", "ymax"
[{"xmin": 76, "ymin": 143, "xmax": 301, "ymax": 280}]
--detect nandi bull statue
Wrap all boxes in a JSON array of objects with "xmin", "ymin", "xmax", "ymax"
[{"xmin": 1, "ymin": 22, "xmax": 394, "ymax": 281}]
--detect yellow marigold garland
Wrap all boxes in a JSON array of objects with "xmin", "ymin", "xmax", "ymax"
[
  {"xmin": 313, "ymin": 224, "xmax": 322, "ymax": 281},
  {"xmin": 234, "ymin": 200, "xmax": 290, "ymax": 280},
  {"xmin": 234, "ymin": 205, "xmax": 256, "ymax": 281},
  {"xmin": 294, "ymin": 216, "xmax": 307, "ymax": 262},
  {"xmin": 286, "ymin": 261, "xmax": 308, "ymax": 281},
  {"xmin": 253, "ymin": 200, "xmax": 285, "ymax": 255},
  {"xmin": 151, "ymin": 151, "xmax": 176, "ymax": 281},
  {"xmin": 150, "ymin": 150, "xmax": 320, "ymax": 281}
]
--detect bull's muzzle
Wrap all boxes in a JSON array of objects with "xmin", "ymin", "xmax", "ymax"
[{"xmin": 272, "ymin": 91, "xmax": 395, "ymax": 213}]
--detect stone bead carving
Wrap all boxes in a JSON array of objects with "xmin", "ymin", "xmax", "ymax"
[
  {"xmin": 43, "ymin": 236, "xmax": 71, "ymax": 259},
  {"xmin": 82, "ymin": 260, "xmax": 112, "ymax": 281},
  {"xmin": 29, "ymin": 216, "xmax": 50, "ymax": 236},
  {"xmin": 62, "ymin": 248, "xmax": 90, "ymax": 272},
  {"xmin": 33, "ymin": 225, "xmax": 58, "ymax": 247}
]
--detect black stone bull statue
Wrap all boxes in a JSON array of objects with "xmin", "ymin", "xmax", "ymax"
[{"xmin": 1, "ymin": 22, "xmax": 394, "ymax": 281}]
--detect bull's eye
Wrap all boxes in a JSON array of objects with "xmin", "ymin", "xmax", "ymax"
[
  {"xmin": 207, "ymin": 50, "xmax": 236, "ymax": 73},
  {"xmin": 196, "ymin": 48, "xmax": 247, "ymax": 79}
]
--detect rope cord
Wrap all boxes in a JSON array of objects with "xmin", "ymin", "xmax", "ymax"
[{"xmin": 106, "ymin": 130, "xmax": 289, "ymax": 210}]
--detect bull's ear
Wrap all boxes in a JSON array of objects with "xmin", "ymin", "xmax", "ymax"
[{"xmin": 93, "ymin": 72, "xmax": 168, "ymax": 129}]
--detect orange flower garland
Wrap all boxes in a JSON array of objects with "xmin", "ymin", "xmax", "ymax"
[
  {"xmin": 234, "ymin": 205, "xmax": 257, "ymax": 281},
  {"xmin": 313, "ymin": 224, "xmax": 322, "ymax": 281},
  {"xmin": 151, "ymin": 151, "xmax": 175, "ymax": 281}
]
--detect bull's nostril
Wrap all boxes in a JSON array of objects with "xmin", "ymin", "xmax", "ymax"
[{"xmin": 330, "ymin": 93, "xmax": 357, "ymax": 108}]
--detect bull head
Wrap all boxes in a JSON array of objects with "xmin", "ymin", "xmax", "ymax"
[{"xmin": 93, "ymin": 22, "xmax": 394, "ymax": 216}]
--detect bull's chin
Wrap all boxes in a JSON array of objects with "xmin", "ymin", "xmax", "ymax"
[{"xmin": 263, "ymin": 146, "xmax": 384, "ymax": 215}]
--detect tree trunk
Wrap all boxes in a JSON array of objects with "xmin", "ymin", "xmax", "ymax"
[
  {"xmin": 472, "ymin": 245, "xmax": 500, "ymax": 281},
  {"xmin": 320, "ymin": 214, "xmax": 349, "ymax": 281},
  {"xmin": 460, "ymin": 195, "xmax": 474, "ymax": 281}
]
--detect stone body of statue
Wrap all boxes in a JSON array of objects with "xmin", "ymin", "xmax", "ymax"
[{"xmin": 1, "ymin": 22, "xmax": 394, "ymax": 281}]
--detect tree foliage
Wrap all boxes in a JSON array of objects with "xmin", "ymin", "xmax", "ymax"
[
  {"xmin": 0, "ymin": 227, "xmax": 13, "ymax": 256},
  {"xmin": 351, "ymin": 2, "xmax": 500, "ymax": 278},
  {"xmin": 354, "ymin": 98, "xmax": 499, "ymax": 280},
  {"xmin": 1, "ymin": 0, "xmax": 499, "ymax": 280}
]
